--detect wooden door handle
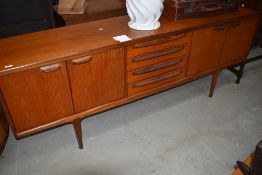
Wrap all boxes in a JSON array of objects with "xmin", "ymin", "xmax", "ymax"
[
  {"xmin": 132, "ymin": 56, "xmax": 184, "ymax": 75},
  {"xmin": 72, "ymin": 56, "xmax": 92, "ymax": 65},
  {"xmin": 132, "ymin": 45, "xmax": 185, "ymax": 62},
  {"xmin": 214, "ymin": 24, "xmax": 226, "ymax": 31},
  {"xmin": 132, "ymin": 34, "xmax": 186, "ymax": 48},
  {"xmin": 230, "ymin": 21, "xmax": 241, "ymax": 27},
  {"xmin": 199, "ymin": 5, "xmax": 222, "ymax": 12},
  {"xmin": 40, "ymin": 63, "xmax": 60, "ymax": 73},
  {"xmin": 132, "ymin": 70, "xmax": 182, "ymax": 87}
]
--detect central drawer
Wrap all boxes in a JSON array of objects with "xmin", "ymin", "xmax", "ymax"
[
  {"xmin": 127, "ymin": 33, "xmax": 191, "ymax": 58},
  {"xmin": 128, "ymin": 55, "xmax": 186, "ymax": 84},
  {"xmin": 127, "ymin": 44, "xmax": 189, "ymax": 71},
  {"xmin": 128, "ymin": 68, "xmax": 185, "ymax": 96}
]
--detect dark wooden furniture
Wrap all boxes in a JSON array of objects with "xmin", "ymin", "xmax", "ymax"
[
  {"xmin": 0, "ymin": 8, "xmax": 259, "ymax": 149},
  {"xmin": 0, "ymin": 0, "xmax": 55, "ymax": 38}
]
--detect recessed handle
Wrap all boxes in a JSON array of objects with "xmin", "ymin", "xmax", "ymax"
[
  {"xmin": 132, "ymin": 45, "xmax": 185, "ymax": 62},
  {"xmin": 230, "ymin": 21, "xmax": 241, "ymax": 28},
  {"xmin": 40, "ymin": 63, "xmax": 60, "ymax": 73},
  {"xmin": 72, "ymin": 56, "xmax": 92, "ymax": 65},
  {"xmin": 132, "ymin": 70, "xmax": 182, "ymax": 87},
  {"xmin": 132, "ymin": 34, "xmax": 186, "ymax": 48},
  {"xmin": 132, "ymin": 56, "xmax": 184, "ymax": 75},
  {"xmin": 198, "ymin": 5, "xmax": 222, "ymax": 12},
  {"xmin": 214, "ymin": 24, "xmax": 226, "ymax": 31}
]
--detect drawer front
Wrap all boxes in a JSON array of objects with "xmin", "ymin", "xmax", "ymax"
[
  {"xmin": 128, "ymin": 68, "xmax": 185, "ymax": 96},
  {"xmin": 127, "ymin": 44, "xmax": 189, "ymax": 71},
  {"xmin": 127, "ymin": 33, "xmax": 191, "ymax": 58},
  {"xmin": 128, "ymin": 56, "xmax": 186, "ymax": 84}
]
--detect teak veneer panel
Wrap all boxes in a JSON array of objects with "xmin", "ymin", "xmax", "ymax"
[
  {"xmin": 220, "ymin": 17, "xmax": 259, "ymax": 65},
  {"xmin": 0, "ymin": 62, "xmax": 74, "ymax": 133},
  {"xmin": 187, "ymin": 24, "xmax": 226, "ymax": 76},
  {"xmin": 67, "ymin": 48, "xmax": 125, "ymax": 113},
  {"xmin": 0, "ymin": 8, "xmax": 258, "ymax": 76}
]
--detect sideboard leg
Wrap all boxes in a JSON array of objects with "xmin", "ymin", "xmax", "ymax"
[
  {"xmin": 235, "ymin": 62, "xmax": 246, "ymax": 84},
  {"xmin": 73, "ymin": 118, "xmax": 83, "ymax": 149},
  {"xmin": 209, "ymin": 71, "xmax": 219, "ymax": 98}
]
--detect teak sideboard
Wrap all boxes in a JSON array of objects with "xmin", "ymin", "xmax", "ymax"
[{"xmin": 0, "ymin": 8, "xmax": 259, "ymax": 149}]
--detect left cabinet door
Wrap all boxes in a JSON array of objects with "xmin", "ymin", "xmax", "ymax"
[
  {"xmin": 67, "ymin": 48, "xmax": 125, "ymax": 113},
  {"xmin": 0, "ymin": 62, "xmax": 74, "ymax": 134}
]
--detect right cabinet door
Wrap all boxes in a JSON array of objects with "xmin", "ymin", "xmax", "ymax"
[
  {"xmin": 67, "ymin": 48, "xmax": 125, "ymax": 113},
  {"xmin": 220, "ymin": 17, "xmax": 259, "ymax": 65},
  {"xmin": 187, "ymin": 24, "xmax": 226, "ymax": 76}
]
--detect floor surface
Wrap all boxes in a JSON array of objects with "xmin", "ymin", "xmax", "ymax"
[{"xmin": 0, "ymin": 48, "xmax": 262, "ymax": 175}]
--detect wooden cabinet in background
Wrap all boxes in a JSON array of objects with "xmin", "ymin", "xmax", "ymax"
[
  {"xmin": 0, "ymin": 62, "xmax": 74, "ymax": 134},
  {"xmin": 67, "ymin": 48, "xmax": 125, "ymax": 113}
]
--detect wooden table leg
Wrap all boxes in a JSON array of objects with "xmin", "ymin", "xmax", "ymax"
[
  {"xmin": 236, "ymin": 62, "xmax": 246, "ymax": 84},
  {"xmin": 209, "ymin": 71, "xmax": 219, "ymax": 98},
  {"xmin": 73, "ymin": 118, "xmax": 83, "ymax": 149},
  {"xmin": 227, "ymin": 61, "xmax": 247, "ymax": 84}
]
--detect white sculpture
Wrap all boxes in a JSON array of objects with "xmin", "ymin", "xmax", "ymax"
[{"xmin": 126, "ymin": 0, "xmax": 164, "ymax": 30}]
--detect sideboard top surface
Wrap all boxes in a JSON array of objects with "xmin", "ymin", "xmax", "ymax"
[{"xmin": 0, "ymin": 8, "xmax": 258, "ymax": 76}]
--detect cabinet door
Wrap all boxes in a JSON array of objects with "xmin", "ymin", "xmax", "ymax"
[
  {"xmin": 0, "ymin": 62, "xmax": 74, "ymax": 133},
  {"xmin": 220, "ymin": 17, "xmax": 259, "ymax": 65},
  {"xmin": 187, "ymin": 25, "xmax": 226, "ymax": 76},
  {"xmin": 67, "ymin": 48, "xmax": 125, "ymax": 113}
]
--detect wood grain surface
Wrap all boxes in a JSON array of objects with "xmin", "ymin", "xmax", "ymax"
[
  {"xmin": 0, "ymin": 8, "xmax": 258, "ymax": 76},
  {"xmin": 67, "ymin": 48, "xmax": 125, "ymax": 113},
  {"xmin": 0, "ymin": 62, "xmax": 74, "ymax": 133}
]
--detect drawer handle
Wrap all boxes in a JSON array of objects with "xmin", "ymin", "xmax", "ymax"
[
  {"xmin": 40, "ymin": 63, "xmax": 60, "ymax": 73},
  {"xmin": 214, "ymin": 24, "xmax": 226, "ymax": 31},
  {"xmin": 230, "ymin": 21, "xmax": 241, "ymax": 28},
  {"xmin": 132, "ymin": 70, "xmax": 182, "ymax": 87},
  {"xmin": 72, "ymin": 56, "xmax": 92, "ymax": 65},
  {"xmin": 132, "ymin": 34, "xmax": 186, "ymax": 48},
  {"xmin": 132, "ymin": 45, "xmax": 185, "ymax": 62},
  {"xmin": 132, "ymin": 56, "xmax": 184, "ymax": 75}
]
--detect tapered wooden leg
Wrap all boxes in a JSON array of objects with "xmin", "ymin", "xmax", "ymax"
[
  {"xmin": 73, "ymin": 118, "xmax": 83, "ymax": 149},
  {"xmin": 209, "ymin": 71, "xmax": 219, "ymax": 98}
]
